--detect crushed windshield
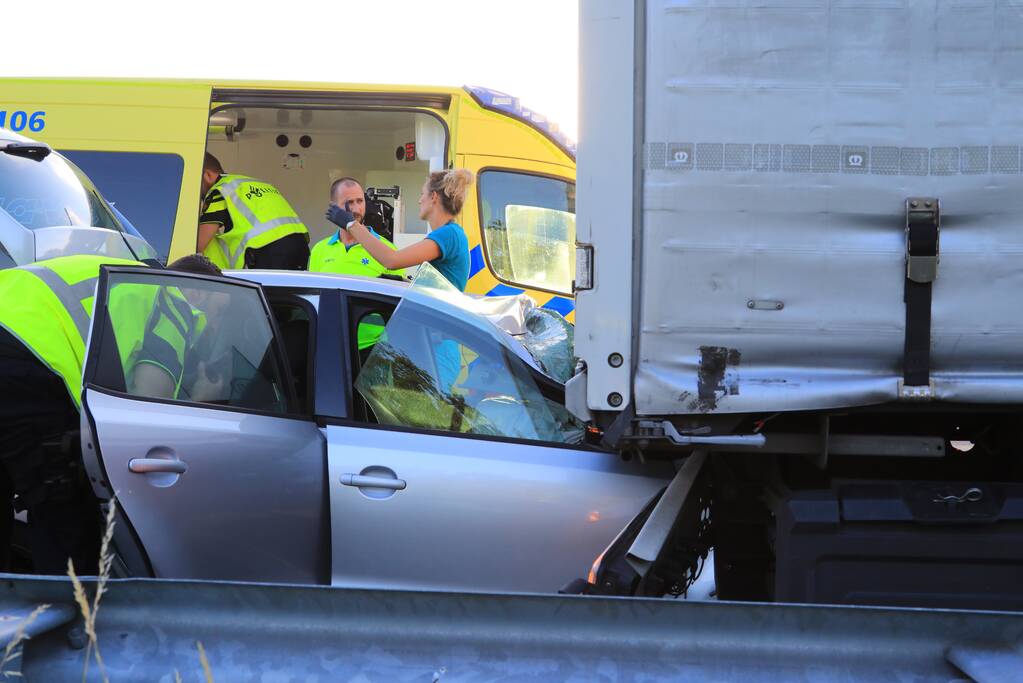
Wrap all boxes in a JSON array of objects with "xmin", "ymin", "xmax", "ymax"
[
  {"xmin": 518, "ymin": 306, "xmax": 575, "ymax": 383},
  {"xmin": 355, "ymin": 264, "xmax": 583, "ymax": 444},
  {"xmin": 0, "ymin": 146, "xmax": 125, "ymax": 232}
]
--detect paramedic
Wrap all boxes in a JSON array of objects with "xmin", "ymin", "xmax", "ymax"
[
  {"xmin": 311, "ymin": 178, "xmax": 403, "ymax": 350},
  {"xmin": 309, "ymin": 177, "xmax": 405, "ymax": 279},
  {"xmin": 326, "ymin": 169, "xmax": 473, "ymax": 291}
]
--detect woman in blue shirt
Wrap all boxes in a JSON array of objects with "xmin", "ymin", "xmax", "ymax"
[{"xmin": 326, "ymin": 169, "xmax": 474, "ymax": 291}]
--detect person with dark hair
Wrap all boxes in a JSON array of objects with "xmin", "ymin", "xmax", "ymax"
[
  {"xmin": 309, "ymin": 178, "xmax": 404, "ymax": 279},
  {"xmin": 326, "ymin": 169, "xmax": 474, "ymax": 291},
  {"xmin": 310, "ymin": 179, "xmax": 404, "ymax": 351},
  {"xmin": 198, "ymin": 153, "xmax": 310, "ymax": 271},
  {"xmin": 168, "ymin": 253, "xmax": 223, "ymax": 277}
]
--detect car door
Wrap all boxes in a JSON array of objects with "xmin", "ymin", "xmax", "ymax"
[
  {"xmin": 80, "ymin": 266, "xmax": 328, "ymax": 584},
  {"xmin": 327, "ymin": 275, "xmax": 671, "ymax": 593}
]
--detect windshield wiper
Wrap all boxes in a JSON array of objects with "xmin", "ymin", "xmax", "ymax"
[{"xmin": 2, "ymin": 142, "xmax": 51, "ymax": 161}]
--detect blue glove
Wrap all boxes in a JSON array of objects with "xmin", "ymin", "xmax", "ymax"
[{"xmin": 325, "ymin": 203, "xmax": 356, "ymax": 229}]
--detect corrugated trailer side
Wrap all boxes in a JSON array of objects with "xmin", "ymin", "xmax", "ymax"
[{"xmin": 574, "ymin": 0, "xmax": 1023, "ymax": 419}]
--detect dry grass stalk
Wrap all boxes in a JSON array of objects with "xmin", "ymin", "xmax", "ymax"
[
  {"xmin": 196, "ymin": 641, "xmax": 214, "ymax": 683},
  {"xmin": 67, "ymin": 561, "xmax": 96, "ymax": 683},
  {"xmin": 0, "ymin": 603, "xmax": 50, "ymax": 678},
  {"xmin": 67, "ymin": 497, "xmax": 118, "ymax": 683}
]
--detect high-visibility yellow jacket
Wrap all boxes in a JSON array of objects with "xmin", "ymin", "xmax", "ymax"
[
  {"xmin": 202, "ymin": 174, "xmax": 308, "ymax": 269},
  {"xmin": 0, "ymin": 255, "xmax": 196, "ymax": 407}
]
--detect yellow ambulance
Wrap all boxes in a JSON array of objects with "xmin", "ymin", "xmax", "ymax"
[{"xmin": 0, "ymin": 79, "xmax": 577, "ymax": 319}]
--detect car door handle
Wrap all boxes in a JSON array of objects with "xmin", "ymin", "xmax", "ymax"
[
  {"xmin": 340, "ymin": 474, "xmax": 406, "ymax": 491},
  {"xmin": 128, "ymin": 458, "xmax": 188, "ymax": 475}
]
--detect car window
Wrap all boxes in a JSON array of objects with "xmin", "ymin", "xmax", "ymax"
[
  {"xmin": 60, "ymin": 151, "xmax": 183, "ymax": 261},
  {"xmin": 0, "ymin": 148, "xmax": 125, "ymax": 232},
  {"xmin": 0, "ymin": 242, "xmax": 15, "ymax": 269},
  {"xmin": 355, "ymin": 264, "xmax": 582, "ymax": 443},
  {"xmin": 479, "ymin": 170, "xmax": 576, "ymax": 294},
  {"xmin": 91, "ymin": 270, "xmax": 291, "ymax": 414}
]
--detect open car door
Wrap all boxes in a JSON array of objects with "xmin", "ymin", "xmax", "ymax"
[{"xmin": 79, "ymin": 266, "xmax": 327, "ymax": 583}]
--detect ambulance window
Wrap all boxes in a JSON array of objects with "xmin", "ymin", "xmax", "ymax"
[
  {"xmin": 61, "ymin": 151, "xmax": 183, "ymax": 260},
  {"xmin": 479, "ymin": 170, "xmax": 576, "ymax": 295}
]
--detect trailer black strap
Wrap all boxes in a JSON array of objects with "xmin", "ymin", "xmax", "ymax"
[
  {"xmin": 903, "ymin": 279, "xmax": 932, "ymax": 386},
  {"xmin": 903, "ymin": 198, "xmax": 940, "ymax": 391}
]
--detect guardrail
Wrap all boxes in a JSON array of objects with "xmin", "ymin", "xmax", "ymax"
[{"xmin": 0, "ymin": 574, "xmax": 1020, "ymax": 681}]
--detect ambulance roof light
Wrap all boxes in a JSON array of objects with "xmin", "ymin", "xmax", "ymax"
[{"xmin": 464, "ymin": 86, "xmax": 576, "ymax": 160}]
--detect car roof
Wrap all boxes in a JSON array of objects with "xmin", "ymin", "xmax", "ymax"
[
  {"xmin": 229, "ymin": 269, "xmax": 548, "ymax": 375},
  {"xmin": 229, "ymin": 269, "xmax": 410, "ymax": 297}
]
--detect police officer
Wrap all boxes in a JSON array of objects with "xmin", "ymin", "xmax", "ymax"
[
  {"xmin": 0, "ymin": 253, "xmax": 219, "ymax": 574},
  {"xmin": 198, "ymin": 153, "xmax": 310, "ymax": 270}
]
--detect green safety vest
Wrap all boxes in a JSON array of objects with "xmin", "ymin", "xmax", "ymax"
[
  {"xmin": 308, "ymin": 230, "xmax": 405, "ymax": 279},
  {"xmin": 202, "ymin": 174, "xmax": 309, "ymax": 269},
  {"xmin": 357, "ymin": 313, "xmax": 387, "ymax": 351},
  {"xmin": 0, "ymin": 255, "xmax": 195, "ymax": 408}
]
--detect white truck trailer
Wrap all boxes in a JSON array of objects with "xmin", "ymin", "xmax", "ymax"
[{"xmin": 570, "ymin": 0, "xmax": 1023, "ymax": 608}]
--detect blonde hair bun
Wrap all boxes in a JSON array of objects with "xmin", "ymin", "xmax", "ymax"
[
  {"xmin": 428, "ymin": 168, "xmax": 476, "ymax": 215},
  {"xmin": 442, "ymin": 168, "xmax": 474, "ymax": 201}
]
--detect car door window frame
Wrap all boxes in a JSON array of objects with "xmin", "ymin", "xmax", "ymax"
[
  {"xmin": 343, "ymin": 293, "xmax": 400, "ymax": 423},
  {"xmin": 265, "ymin": 289, "xmax": 320, "ymax": 416},
  {"xmin": 300, "ymin": 288, "xmax": 350, "ymax": 421},
  {"xmin": 83, "ymin": 265, "xmax": 301, "ymax": 419}
]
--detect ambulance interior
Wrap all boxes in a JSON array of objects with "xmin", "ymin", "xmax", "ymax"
[{"xmin": 205, "ymin": 108, "xmax": 447, "ymax": 248}]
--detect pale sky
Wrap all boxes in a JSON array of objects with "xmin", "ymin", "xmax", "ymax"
[{"xmin": 2, "ymin": 0, "xmax": 579, "ymax": 140}]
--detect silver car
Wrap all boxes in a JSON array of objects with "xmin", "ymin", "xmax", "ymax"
[{"xmin": 80, "ymin": 265, "xmax": 670, "ymax": 592}]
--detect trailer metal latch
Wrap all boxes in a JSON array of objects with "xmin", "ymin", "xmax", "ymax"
[
  {"xmin": 574, "ymin": 245, "xmax": 594, "ymax": 291},
  {"xmin": 898, "ymin": 379, "xmax": 935, "ymax": 401}
]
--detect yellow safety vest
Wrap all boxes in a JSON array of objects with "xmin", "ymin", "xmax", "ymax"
[
  {"xmin": 0, "ymin": 255, "xmax": 194, "ymax": 408},
  {"xmin": 202, "ymin": 174, "xmax": 308, "ymax": 269},
  {"xmin": 109, "ymin": 285, "xmax": 203, "ymax": 399}
]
